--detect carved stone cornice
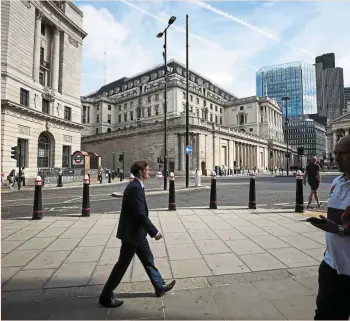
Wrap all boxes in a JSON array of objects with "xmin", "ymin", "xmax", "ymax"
[{"xmin": 1, "ymin": 100, "xmax": 84, "ymax": 131}]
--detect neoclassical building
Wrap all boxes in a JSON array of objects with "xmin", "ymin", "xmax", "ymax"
[
  {"xmin": 327, "ymin": 112, "xmax": 350, "ymax": 158},
  {"xmin": 81, "ymin": 60, "xmax": 297, "ymax": 174},
  {"xmin": 1, "ymin": 0, "xmax": 87, "ymax": 179}
]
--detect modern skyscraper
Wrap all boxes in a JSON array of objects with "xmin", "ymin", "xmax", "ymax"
[
  {"xmin": 344, "ymin": 87, "xmax": 350, "ymax": 112},
  {"xmin": 256, "ymin": 62, "xmax": 317, "ymax": 118},
  {"xmin": 315, "ymin": 53, "xmax": 345, "ymax": 120}
]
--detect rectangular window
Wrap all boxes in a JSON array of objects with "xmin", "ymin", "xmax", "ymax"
[
  {"xmin": 20, "ymin": 88, "xmax": 29, "ymax": 106},
  {"xmin": 40, "ymin": 47, "xmax": 44, "ymax": 65},
  {"xmin": 62, "ymin": 145, "xmax": 71, "ymax": 168},
  {"xmin": 42, "ymin": 99, "xmax": 50, "ymax": 114},
  {"xmin": 96, "ymin": 114, "xmax": 99, "ymax": 123},
  {"xmin": 183, "ymin": 92, "xmax": 186, "ymax": 99},
  {"xmin": 148, "ymin": 96, "xmax": 151, "ymax": 103},
  {"xmin": 82, "ymin": 106, "xmax": 86, "ymax": 123},
  {"xmin": 148, "ymin": 107, "xmax": 151, "ymax": 117},
  {"xmin": 215, "ymin": 115, "xmax": 218, "ymax": 123},
  {"xmin": 96, "ymin": 128, "xmax": 99, "ymax": 135},
  {"xmin": 210, "ymin": 114, "xmax": 213, "ymax": 122},
  {"xmin": 17, "ymin": 138, "xmax": 28, "ymax": 168},
  {"xmin": 124, "ymin": 113, "xmax": 127, "ymax": 121},
  {"xmin": 64, "ymin": 106, "xmax": 71, "ymax": 120},
  {"xmin": 130, "ymin": 111, "xmax": 133, "ymax": 121},
  {"xmin": 155, "ymin": 105, "xmax": 159, "ymax": 115},
  {"xmin": 118, "ymin": 114, "xmax": 121, "ymax": 123},
  {"xmin": 107, "ymin": 115, "xmax": 111, "ymax": 124},
  {"xmin": 124, "ymin": 103, "xmax": 127, "ymax": 110},
  {"xmin": 196, "ymin": 98, "xmax": 199, "ymax": 104},
  {"xmin": 41, "ymin": 23, "xmax": 46, "ymax": 36},
  {"xmin": 190, "ymin": 95, "xmax": 193, "ymax": 102},
  {"xmin": 220, "ymin": 117, "xmax": 223, "ymax": 125},
  {"xmin": 39, "ymin": 72, "xmax": 45, "ymax": 86},
  {"xmin": 155, "ymin": 94, "xmax": 159, "ymax": 101}
]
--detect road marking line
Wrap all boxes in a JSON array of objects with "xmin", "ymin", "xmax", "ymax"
[
  {"xmin": 274, "ymin": 203, "xmax": 290, "ymax": 206},
  {"xmin": 63, "ymin": 197, "xmax": 82, "ymax": 204}
]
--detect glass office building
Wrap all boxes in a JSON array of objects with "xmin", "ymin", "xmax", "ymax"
[{"xmin": 256, "ymin": 62, "xmax": 317, "ymax": 118}]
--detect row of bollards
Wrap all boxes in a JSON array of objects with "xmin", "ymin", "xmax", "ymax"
[
  {"xmin": 207, "ymin": 169, "xmax": 304, "ymax": 213},
  {"xmin": 32, "ymin": 170, "xmax": 305, "ymax": 220}
]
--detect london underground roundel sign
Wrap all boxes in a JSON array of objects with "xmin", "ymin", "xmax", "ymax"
[{"xmin": 73, "ymin": 152, "xmax": 84, "ymax": 166}]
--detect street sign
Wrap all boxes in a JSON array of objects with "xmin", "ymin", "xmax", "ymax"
[
  {"xmin": 72, "ymin": 152, "xmax": 84, "ymax": 166},
  {"xmin": 185, "ymin": 145, "xmax": 192, "ymax": 156}
]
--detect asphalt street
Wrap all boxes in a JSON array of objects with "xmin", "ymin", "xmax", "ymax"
[{"xmin": 1, "ymin": 176, "xmax": 335, "ymax": 219}]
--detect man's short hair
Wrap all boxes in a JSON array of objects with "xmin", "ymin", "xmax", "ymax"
[{"xmin": 130, "ymin": 161, "xmax": 149, "ymax": 177}]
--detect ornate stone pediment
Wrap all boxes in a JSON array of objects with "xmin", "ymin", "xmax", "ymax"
[{"xmin": 42, "ymin": 86, "xmax": 55, "ymax": 102}]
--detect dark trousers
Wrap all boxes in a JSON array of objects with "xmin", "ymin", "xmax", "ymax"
[
  {"xmin": 100, "ymin": 238, "xmax": 164, "ymax": 299},
  {"xmin": 315, "ymin": 260, "xmax": 350, "ymax": 320}
]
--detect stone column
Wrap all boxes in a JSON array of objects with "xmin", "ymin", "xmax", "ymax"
[
  {"xmin": 33, "ymin": 10, "xmax": 43, "ymax": 82},
  {"xmin": 51, "ymin": 27, "xmax": 61, "ymax": 91},
  {"xmin": 179, "ymin": 134, "xmax": 184, "ymax": 170},
  {"xmin": 196, "ymin": 134, "xmax": 201, "ymax": 170},
  {"xmin": 191, "ymin": 134, "xmax": 196, "ymax": 170}
]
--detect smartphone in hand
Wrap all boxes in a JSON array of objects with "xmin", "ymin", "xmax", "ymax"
[{"xmin": 306, "ymin": 217, "xmax": 326, "ymax": 224}]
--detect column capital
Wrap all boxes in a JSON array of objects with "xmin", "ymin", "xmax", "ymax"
[
  {"xmin": 54, "ymin": 26, "xmax": 62, "ymax": 35},
  {"xmin": 36, "ymin": 10, "xmax": 44, "ymax": 21}
]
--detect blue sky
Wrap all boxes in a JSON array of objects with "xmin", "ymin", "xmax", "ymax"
[{"xmin": 77, "ymin": 0, "xmax": 350, "ymax": 97}]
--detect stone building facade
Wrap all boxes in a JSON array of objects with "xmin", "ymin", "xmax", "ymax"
[
  {"xmin": 327, "ymin": 112, "xmax": 350, "ymax": 159},
  {"xmin": 1, "ymin": 1, "xmax": 87, "ymax": 180},
  {"xmin": 81, "ymin": 60, "xmax": 297, "ymax": 174}
]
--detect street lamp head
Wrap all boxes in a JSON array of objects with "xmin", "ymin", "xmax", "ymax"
[
  {"xmin": 156, "ymin": 32, "xmax": 163, "ymax": 38},
  {"xmin": 168, "ymin": 16, "xmax": 176, "ymax": 25},
  {"xmin": 282, "ymin": 96, "xmax": 290, "ymax": 101}
]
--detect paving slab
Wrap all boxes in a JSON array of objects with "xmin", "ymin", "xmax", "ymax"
[{"xmin": 268, "ymin": 247, "xmax": 320, "ymax": 268}]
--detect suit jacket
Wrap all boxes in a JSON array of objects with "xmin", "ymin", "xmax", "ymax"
[{"xmin": 116, "ymin": 179, "xmax": 158, "ymax": 245}]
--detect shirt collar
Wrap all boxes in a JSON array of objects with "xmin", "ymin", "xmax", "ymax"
[{"xmin": 136, "ymin": 178, "xmax": 144, "ymax": 189}]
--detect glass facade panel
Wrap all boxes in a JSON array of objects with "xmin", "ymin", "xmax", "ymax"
[{"xmin": 256, "ymin": 62, "xmax": 317, "ymax": 117}]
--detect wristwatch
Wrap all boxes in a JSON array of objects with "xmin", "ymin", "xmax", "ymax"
[{"xmin": 338, "ymin": 225, "xmax": 346, "ymax": 236}]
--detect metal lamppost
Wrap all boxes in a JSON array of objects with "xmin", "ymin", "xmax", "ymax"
[
  {"xmin": 112, "ymin": 152, "xmax": 115, "ymax": 172},
  {"xmin": 282, "ymin": 96, "xmax": 291, "ymax": 176},
  {"xmin": 157, "ymin": 15, "xmax": 176, "ymax": 191}
]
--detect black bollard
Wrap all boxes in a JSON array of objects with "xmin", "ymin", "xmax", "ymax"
[
  {"xmin": 82, "ymin": 175, "xmax": 90, "ymax": 217},
  {"xmin": 57, "ymin": 172, "xmax": 63, "ymax": 187},
  {"xmin": 295, "ymin": 170, "xmax": 304, "ymax": 213},
  {"xmin": 32, "ymin": 175, "xmax": 43, "ymax": 220},
  {"xmin": 120, "ymin": 170, "xmax": 123, "ymax": 182},
  {"xmin": 112, "ymin": 171, "xmax": 115, "ymax": 180},
  {"xmin": 108, "ymin": 172, "xmax": 111, "ymax": 183},
  {"xmin": 168, "ymin": 172, "xmax": 176, "ymax": 211},
  {"xmin": 248, "ymin": 172, "xmax": 256, "ymax": 209},
  {"xmin": 209, "ymin": 171, "xmax": 217, "ymax": 209}
]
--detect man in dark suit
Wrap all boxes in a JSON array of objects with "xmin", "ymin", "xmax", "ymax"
[{"xmin": 99, "ymin": 160, "xmax": 176, "ymax": 308}]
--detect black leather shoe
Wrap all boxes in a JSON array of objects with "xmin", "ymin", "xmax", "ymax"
[
  {"xmin": 155, "ymin": 280, "xmax": 176, "ymax": 297},
  {"xmin": 99, "ymin": 297, "xmax": 124, "ymax": 308}
]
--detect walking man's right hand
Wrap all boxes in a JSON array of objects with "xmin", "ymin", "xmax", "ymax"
[{"xmin": 154, "ymin": 232, "xmax": 162, "ymax": 240}]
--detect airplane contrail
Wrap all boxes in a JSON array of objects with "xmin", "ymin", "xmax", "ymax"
[
  {"xmin": 119, "ymin": 0, "xmax": 259, "ymax": 72},
  {"xmin": 192, "ymin": 0, "xmax": 315, "ymax": 57},
  {"xmin": 193, "ymin": 0, "xmax": 280, "ymax": 41}
]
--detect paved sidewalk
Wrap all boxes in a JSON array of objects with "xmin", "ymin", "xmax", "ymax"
[{"xmin": 2, "ymin": 208, "xmax": 324, "ymax": 319}]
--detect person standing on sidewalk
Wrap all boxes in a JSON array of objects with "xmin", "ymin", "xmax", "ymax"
[
  {"xmin": 308, "ymin": 135, "xmax": 350, "ymax": 320},
  {"xmin": 304, "ymin": 156, "xmax": 323, "ymax": 209},
  {"xmin": 99, "ymin": 160, "xmax": 176, "ymax": 308}
]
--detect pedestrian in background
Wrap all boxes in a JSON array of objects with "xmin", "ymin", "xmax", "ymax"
[
  {"xmin": 304, "ymin": 156, "xmax": 323, "ymax": 209},
  {"xmin": 307, "ymin": 136, "xmax": 350, "ymax": 320},
  {"xmin": 99, "ymin": 160, "xmax": 176, "ymax": 308}
]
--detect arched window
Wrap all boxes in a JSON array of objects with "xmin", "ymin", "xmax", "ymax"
[
  {"xmin": 107, "ymin": 128, "xmax": 111, "ymax": 133},
  {"xmin": 37, "ymin": 132, "xmax": 51, "ymax": 168}
]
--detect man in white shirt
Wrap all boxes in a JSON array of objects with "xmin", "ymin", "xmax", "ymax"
[{"xmin": 308, "ymin": 135, "xmax": 350, "ymax": 320}]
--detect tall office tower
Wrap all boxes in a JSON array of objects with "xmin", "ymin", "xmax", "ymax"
[
  {"xmin": 256, "ymin": 62, "xmax": 317, "ymax": 118},
  {"xmin": 315, "ymin": 53, "xmax": 345, "ymax": 120},
  {"xmin": 344, "ymin": 87, "xmax": 350, "ymax": 112}
]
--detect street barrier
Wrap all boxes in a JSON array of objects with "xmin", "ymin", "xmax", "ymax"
[
  {"xmin": 295, "ymin": 170, "xmax": 304, "ymax": 213},
  {"xmin": 248, "ymin": 171, "xmax": 256, "ymax": 209},
  {"xmin": 168, "ymin": 172, "xmax": 176, "ymax": 211},
  {"xmin": 209, "ymin": 171, "xmax": 217, "ymax": 209},
  {"xmin": 32, "ymin": 176, "xmax": 43, "ymax": 220},
  {"xmin": 82, "ymin": 174, "xmax": 90, "ymax": 217}
]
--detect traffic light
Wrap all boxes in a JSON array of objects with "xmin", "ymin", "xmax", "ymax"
[
  {"xmin": 119, "ymin": 153, "xmax": 123, "ymax": 162},
  {"xmin": 11, "ymin": 146, "xmax": 18, "ymax": 160}
]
